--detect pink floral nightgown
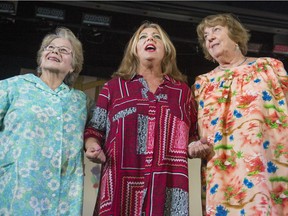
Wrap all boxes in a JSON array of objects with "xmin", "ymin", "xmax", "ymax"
[{"xmin": 193, "ymin": 57, "xmax": 288, "ymax": 216}]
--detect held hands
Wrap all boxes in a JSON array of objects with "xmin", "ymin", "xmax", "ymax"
[
  {"xmin": 85, "ymin": 137, "xmax": 213, "ymax": 162},
  {"xmin": 85, "ymin": 137, "xmax": 106, "ymax": 164},
  {"xmin": 188, "ymin": 137, "xmax": 214, "ymax": 159}
]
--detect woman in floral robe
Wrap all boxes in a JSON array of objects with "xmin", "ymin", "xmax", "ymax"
[
  {"xmin": 0, "ymin": 27, "xmax": 87, "ymax": 215},
  {"xmin": 194, "ymin": 13, "xmax": 288, "ymax": 216}
]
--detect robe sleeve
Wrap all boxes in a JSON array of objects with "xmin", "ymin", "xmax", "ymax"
[
  {"xmin": 268, "ymin": 57, "xmax": 288, "ymax": 102},
  {"xmin": 0, "ymin": 79, "xmax": 9, "ymax": 129},
  {"xmin": 188, "ymin": 90, "xmax": 199, "ymax": 142},
  {"xmin": 84, "ymin": 81, "xmax": 110, "ymax": 146}
]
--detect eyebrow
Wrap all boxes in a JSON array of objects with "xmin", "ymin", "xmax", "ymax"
[
  {"xmin": 140, "ymin": 32, "xmax": 159, "ymax": 36},
  {"xmin": 49, "ymin": 43, "xmax": 71, "ymax": 48}
]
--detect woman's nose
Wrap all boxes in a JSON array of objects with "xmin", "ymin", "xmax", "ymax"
[
  {"xmin": 207, "ymin": 33, "xmax": 215, "ymax": 41},
  {"xmin": 50, "ymin": 47, "xmax": 60, "ymax": 54},
  {"xmin": 147, "ymin": 36, "xmax": 154, "ymax": 42},
  {"xmin": 51, "ymin": 49, "xmax": 59, "ymax": 54}
]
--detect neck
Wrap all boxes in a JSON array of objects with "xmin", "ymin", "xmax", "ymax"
[
  {"xmin": 218, "ymin": 56, "xmax": 247, "ymax": 71},
  {"xmin": 138, "ymin": 63, "xmax": 162, "ymax": 78},
  {"xmin": 40, "ymin": 72, "xmax": 64, "ymax": 90}
]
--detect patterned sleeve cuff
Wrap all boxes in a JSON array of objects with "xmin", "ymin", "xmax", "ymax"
[{"xmin": 84, "ymin": 127, "xmax": 104, "ymax": 143}]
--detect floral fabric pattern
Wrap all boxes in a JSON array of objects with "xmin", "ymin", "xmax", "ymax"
[
  {"xmin": 0, "ymin": 74, "xmax": 87, "ymax": 216},
  {"xmin": 194, "ymin": 58, "xmax": 288, "ymax": 216}
]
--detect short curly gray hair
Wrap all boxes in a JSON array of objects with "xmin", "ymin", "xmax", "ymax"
[{"xmin": 36, "ymin": 27, "xmax": 84, "ymax": 87}]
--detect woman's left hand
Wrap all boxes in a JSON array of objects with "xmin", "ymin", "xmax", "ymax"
[{"xmin": 188, "ymin": 137, "xmax": 214, "ymax": 159}]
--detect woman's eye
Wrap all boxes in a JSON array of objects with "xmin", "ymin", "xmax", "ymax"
[
  {"xmin": 139, "ymin": 35, "xmax": 146, "ymax": 40},
  {"xmin": 153, "ymin": 34, "xmax": 161, "ymax": 39},
  {"xmin": 60, "ymin": 48, "xmax": 68, "ymax": 53}
]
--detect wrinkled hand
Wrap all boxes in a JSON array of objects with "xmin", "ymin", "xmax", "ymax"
[
  {"xmin": 85, "ymin": 138, "xmax": 106, "ymax": 164},
  {"xmin": 188, "ymin": 137, "xmax": 214, "ymax": 159}
]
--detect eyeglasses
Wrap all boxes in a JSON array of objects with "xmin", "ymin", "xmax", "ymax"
[{"xmin": 44, "ymin": 45, "xmax": 72, "ymax": 55}]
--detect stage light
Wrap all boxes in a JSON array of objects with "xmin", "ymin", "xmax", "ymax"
[
  {"xmin": 0, "ymin": 1, "xmax": 17, "ymax": 15},
  {"xmin": 82, "ymin": 13, "xmax": 111, "ymax": 27},
  {"xmin": 35, "ymin": 6, "xmax": 65, "ymax": 21}
]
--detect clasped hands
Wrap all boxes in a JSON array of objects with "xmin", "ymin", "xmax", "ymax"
[
  {"xmin": 85, "ymin": 137, "xmax": 106, "ymax": 163},
  {"xmin": 85, "ymin": 137, "xmax": 213, "ymax": 163},
  {"xmin": 187, "ymin": 137, "xmax": 214, "ymax": 159}
]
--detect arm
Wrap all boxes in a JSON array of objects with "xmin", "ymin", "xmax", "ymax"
[
  {"xmin": 0, "ymin": 79, "xmax": 10, "ymax": 129},
  {"xmin": 271, "ymin": 58, "xmax": 288, "ymax": 104},
  {"xmin": 187, "ymin": 86, "xmax": 214, "ymax": 159},
  {"xmin": 84, "ymin": 82, "xmax": 110, "ymax": 163}
]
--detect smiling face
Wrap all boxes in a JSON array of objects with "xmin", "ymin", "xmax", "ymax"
[
  {"xmin": 40, "ymin": 38, "xmax": 74, "ymax": 76},
  {"xmin": 136, "ymin": 27, "xmax": 165, "ymax": 64},
  {"xmin": 204, "ymin": 25, "xmax": 237, "ymax": 60}
]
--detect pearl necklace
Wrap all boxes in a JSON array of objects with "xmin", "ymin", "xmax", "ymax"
[{"xmin": 218, "ymin": 57, "xmax": 248, "ymax": 71}]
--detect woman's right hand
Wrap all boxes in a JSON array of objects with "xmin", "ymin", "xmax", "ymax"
[{"xmin": 85, "ymin": 137, "xmax": 106, "ymax": 163}]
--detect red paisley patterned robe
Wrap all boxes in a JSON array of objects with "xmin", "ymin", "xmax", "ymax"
[{"xmin": 85, "ymin": 74, "xmax": 198, "ymax": 215}]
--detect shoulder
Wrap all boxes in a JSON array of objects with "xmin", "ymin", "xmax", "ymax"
[
  {"xmin": 250, "ymin": 57, "xmax": 285, "ymax": 70},
  {"xmin": 71, "ymin": 88, "xmax": 87, "ymax": 99},
  {"xmin": 0, "ymin": 74, "xmax": 36, "ymax": 95},
  {"xmin": 166, "ymin": 75, "xmax": 189, "ymax": 87},
  {"xmin": 1, "ymin": 74, "xmax": 24, "ymax": 82},
  {"xmin": 104, "ymin": 76, "xmax": 135, "ymax": 90},
  {"xmin": 167, "ymin": 77, "xmax": 192, "ymax": 94},
  {"xmin": 0, "ymin": 74, "xmax": 32, "ymax": 86},
  {"xmin": 179, "ymin": 81, "xmax": 191, "ymax": 91},
  {"xmin": 246, "ymin": 57, "xmax": 258, "ymax": 64},
  {"xmin": 99, "ymin": 76, "xmax": 121, "ymax": 87},
  {"xmin": 193, "ymin": 69, "xmax": 214, "ymax": 86},
  {"xmin": 251, "ymin": 57, "xmax": 282, "ymax": 64}
]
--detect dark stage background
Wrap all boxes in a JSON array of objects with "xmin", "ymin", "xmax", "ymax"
[{"xmin": 1, "ymin": 1, "xmax": 288, "ymax": 85}]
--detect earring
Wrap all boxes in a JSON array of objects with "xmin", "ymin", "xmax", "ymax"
[{"xmin": 235, "ymin": 44, "xmax": 240, "ymax": 50}]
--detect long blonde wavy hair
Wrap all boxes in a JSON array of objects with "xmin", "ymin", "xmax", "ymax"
[{"xmin": 113, "ymin": 21, "xmax": 187, "ymax": 82}]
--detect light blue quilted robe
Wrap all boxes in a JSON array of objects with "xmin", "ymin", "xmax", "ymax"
[{"xmin": 0, "ymin": 74, "xmax": 87, "ymax": 216}]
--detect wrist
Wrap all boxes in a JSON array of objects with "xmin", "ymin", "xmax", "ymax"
[{"xmin": 85, "ymin": 137, "xmax": 100, "ymax": 152}]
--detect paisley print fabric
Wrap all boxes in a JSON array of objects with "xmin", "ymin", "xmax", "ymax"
[
  {"xmin": 193, "ymin": 58, "xmax": 288, "ymax": 216},
  {"xmin": 85, "ymin": 75, "xmax": 198, "ymax": 215},
  {"xmin": 0, "ymin": 74, "xmax": 87, "ymax": 216}
]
